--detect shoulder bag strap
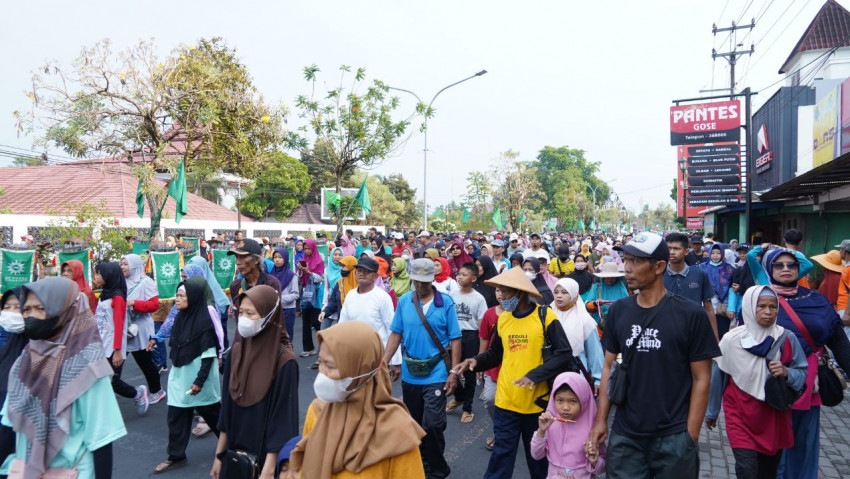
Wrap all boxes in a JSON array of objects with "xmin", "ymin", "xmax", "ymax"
[
  {"xmin": 538, "ymin": 305, "xmax": 550, "ymax": 349},
  {"xmin": 620, "ymin": 293, "xmax": 671, "ymax": 370},
  {"xmin": 412, "ymin": 292, "xmax": 451, "ymax": 369},
  {"xmin": 778, "ymin": 296, "xmax": 817, "ymax": 350}
]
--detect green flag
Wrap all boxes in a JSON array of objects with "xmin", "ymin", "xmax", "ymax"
[
  {"xmin": 462, "ymin": 208, "xmax": 470, "ymax": 223},
  {"xmin": 167, "ymin": 161, "xmax": 188, "ymax": 223},
  {"xmin": 1, "ymin": 249, "xmax": 34, "ymax": 293},
  {"xmin": 519, "ymin": 210, "xmax": 526, "ymax": 225},
  {"xmin": 433, "ymin": 209, "xmax": 443, "ymax": 219},
  {"xmin": 135, "ymin": 180, "xmax": 145, "ymax": 218},
  {"xmin": 212, "ymin": 249, "xmax": 236, "ymax": 291},
  {"xmin": 589, "ymin": 220, "xmax": 596, "ymax": 230},
  {"xmin": 181, "ymin": 237, "xmax": 200, "ymax": 257},
  {"xmin": 132, "ymin": 241, "xmax": 149, "ymax": 255},
  {"xmin": 491, "ymin": 208, "xmax": 502, "ymax": 229},
  {"xmin": 354, "ymin": 177, "xmax": 371, "ymax": 215},
  {"xmin": 151, "ymin": 251, "xmax": 182, "ymax": 300},
  {"xmin": 326, "ymin": 190, "xmax": 341, "ymax": 212},
  {"xmin": 317, "ymin": 243, "xmax": 329, "ymax": 268},
  {"xmin": 577, "ymin": 219, "xmax": 585, "ymax": 230},
  {"xmin": 57, "ymin": 249, "xmax": 91, "ymax": 285}
]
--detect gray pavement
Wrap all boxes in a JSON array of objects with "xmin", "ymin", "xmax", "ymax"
[{"xmin": 110, "ymin": 317, "xmax": 850, "ymax": 478}]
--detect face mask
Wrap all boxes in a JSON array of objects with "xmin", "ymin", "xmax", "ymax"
[
  {"xmin": 575, "ymin": 263, "xmax": 587, "ymax": 271},
  {"xmin": 525, "ymin": 272, "xmax": 537, "ymax": 281},
  {"xmin": 313, "ymin": 368, "xmax": 379, "ymax": 403},
  {"xmin": 237, "ymin": 298, "xmax": 280, "ymax": 338},
  {"xmin": 0, "ymin": 311, "xmax": 24, "ymax": 333},
  {"xmin": 500, "ymin": 294, "xmax": 520, "ymax": 312},
  {"xmin": 340, "ymin": 270, "xmax": 351, "ymax": 277},
  {"xmin": 24, "ymin": 316, "xmax": 60, "ymax": 340}
]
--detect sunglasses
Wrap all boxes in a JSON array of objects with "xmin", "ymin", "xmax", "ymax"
[{"xmin": 771, "ymin": 261, "xmax": 799, "ymax": 271}]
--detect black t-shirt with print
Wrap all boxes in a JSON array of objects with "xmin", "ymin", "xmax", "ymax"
[{"xmin": 601, "ymin": 294, "xmax": 720, "ymax": 438}]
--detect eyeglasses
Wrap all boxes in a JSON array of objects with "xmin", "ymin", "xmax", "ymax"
[
  {"xmin": 771, "ymin": 262, "xmax": 799, "ymax": 271},
  {"xmin": 449, "ymin": 247, "xmax": 460, "ymax": 251}
]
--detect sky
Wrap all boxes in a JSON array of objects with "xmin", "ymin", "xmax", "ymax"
[{"xmin": 0, "ymin": 0, "xmax": 836, "ymax": 214}]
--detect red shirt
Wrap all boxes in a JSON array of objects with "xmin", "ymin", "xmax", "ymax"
[{"xmin": 478, "ymin": 307, "xmax": 502, "ymax": 380}]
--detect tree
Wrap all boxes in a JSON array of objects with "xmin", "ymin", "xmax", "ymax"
[
  {"xmin": 490, "ymin": 150, "xmax": 540, "ymax": 231},
  {"xmin": 241, "ymin": 152, "xmax": 311, "ymax": 220},
  {"xmin": 17, "ymin": 38, "xmax": 284, "ymax": 237},
  {"xmin": 382, "ymin": 173, "xmax": 419, "ymax": 227},
  {"xmin": 284, "ymin": 65, "xmax": 410, "ymax": 234},
  {"xmin": 12, "ymin": 153, "xmax": 48, "ymax": 167},
  {"xmin": 348, "ymin": 172, "xmax": 405, "ymax": 227},
  {"xmin": 44, "ymin": 201, "xmax": 136, "ymax": 263},
  {"xmin": 534, "ymin": 146, "xmax": 609, "ymax": 227}
]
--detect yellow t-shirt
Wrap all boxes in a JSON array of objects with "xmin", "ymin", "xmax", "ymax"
[
  {"xmin": 298, "ymin": 400, "xmax": 425, "ymax": 479},
  {"xmin": 494, "ymin": 306, "xmax": 558, "ymax": 414},
  {"xmin": 549, "ymin": 258, "xmax": 575, "ymax": 277}
]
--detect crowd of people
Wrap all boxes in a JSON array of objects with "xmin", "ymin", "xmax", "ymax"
[{"xmin": 0, "ymin": 226, "xmax": 848, "ymax": 478}]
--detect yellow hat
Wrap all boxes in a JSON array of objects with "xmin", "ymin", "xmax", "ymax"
[{"xmin": 812, "ymin": 250, "xmax": 844, "ymax": 274}]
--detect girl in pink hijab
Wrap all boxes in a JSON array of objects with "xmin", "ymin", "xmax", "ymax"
[{"xmin": 531, "ymin": 372, "xmax": 606, "ymax": 478}]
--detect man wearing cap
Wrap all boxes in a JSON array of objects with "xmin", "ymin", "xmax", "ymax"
[
  {"xmin": 391, "ymin": 232, "xmax": 407, "ymax": 258},
  {"xmin": 685, "ymin": 235, "xmax": 707, "ymax": 266},
  {"xmin": 383, "ymin": 258, "xmax": 461, "ymax": 479},
  {"xmin": 415, "ymin": 231, "xmax": 435, "ymax": 259},
  {"xmin": 507, "ymin": 233, "xmax": 524, "ymax": 258},
  {"xmin": 491, "ymin": 239, "xmax": 510, "ymax": 273},
  {"xmin": 455, "ymin": 267, "xmax": 575, "ymax": 479},
  {"xmin": 837, "ymin": 240, "xmax": 850, "ymax": 329},
  {"xmin": 664, "ymin": 232, "xmax": 719, "ymax": 340},
  {"xmin": 522, "ymin": 233, "xmax": 546, "ymax": 260},
  {"xmin": 339, "ymin": 257, "xmax": 400, "ymax": 367},
  {"xmin": 588, "ymin": 232, "xmax": 719, "ymax": 478},
  {"xmin": 228, "ymin": 239, "xmax": 282, "ymax": 316}
]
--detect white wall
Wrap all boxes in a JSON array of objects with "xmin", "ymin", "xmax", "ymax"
[
  {"xmin": 784, "ymin": 48, "xmax": 850, "ymax": 87},
  {"xmin": 796, "ymin": 104, "xmax": 815, "ymax": 175}
]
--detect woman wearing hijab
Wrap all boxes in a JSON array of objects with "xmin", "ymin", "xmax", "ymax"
[
  {"xmin": 548, "ymin": 245, "xmax": 576, "ymax": 279},
  {"xmin": 424, "ymin": 248, "xmax": 440, "ymax": 261},
  {"xmin": 319, "ymin": 256, "xmax": 359, "ymax": 332},
  {"xmin": 338, "ymin": 234, "xmax": 356, "ymax": 257},
  {"xmin": 447, "ymin": 241, "xmax": 474, "ymax": 279},
  {"xmin": 374, "ymin": 257, "xmax": 398, "ymax": 309},
  {"xmin": 154, "ymin": 281, "xmax": 221, "ymax": 474},
  {"xmin": 433, "ymin": 257, "xmax": 459, "ymax": 294},
  {"xmin": 509, "ymin": 252, "xmax": 525, "ymax": 270},
  {"xmin": 567, "ymin": 254, "xmax": 594, "ymax": 302},
  {"xmin": 61, "ymin": 260, "xmax": 96, "ymax": 312},
  {"xmin": 212, "ymin": 285, "xmax": 299, "ymax": 479},
  {"xmin": 298, "ymin": 239, "xmax": 326, "ymax": 357},
  {"xmin": 0, "ymin": 288, "xmax": 27, "ymax": 470},
  {"xmin": 705, "ymin": 286, "xmax": 807, "ymax": 479},
  {"xmin": 187, "ymin": 256, "xmax": 232, "ymax": 324},
  {"xmin": 521, "ymin": 257, "xmax": 554, "ymax": 306},
  {"xmin": 699, "ymin": 243, "xmax": 736, "ymax": 337},
  {"xmin": 4, "ymin": 278, "xmax": 125, "ymax": 479},
  {"xmin": 474, "ymin": 255, "xmax": 500, "ymax": 308},
  {"xmin": 585, "ymin": 262, "xmax": 629, "ymax": 334},
  {"xmin": 269, "ymin": 248, "xmax": 299, "ymax": 341},
  {"xmin": 288, "ymin": 321, "xmax": 425, "ymax": 479},
  {"xmin": 293, "ymin": 240, "xmax": 305, "ymax": 264},
  {"xmin": 118, "ymin": 254, "xmax": 165, "ymax": 410},
  {"xmin": 371, "ymin": 237, "xmax": 391, "ymax": 264},
  {"xmin": 326, "ymin": 247, "xmax": 344, "ymax": 294},
  {"xmin": 389, "ymin": 257, "xmax": 411, "ymax": 298},
  {"xmin": 551, "ymin": 278, "xmax": 603, "ymax": 392}
]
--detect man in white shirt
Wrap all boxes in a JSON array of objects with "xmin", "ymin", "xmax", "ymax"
[{"xmin": 339, "ymin": 256, "xmax": 400, "ymax": 366}]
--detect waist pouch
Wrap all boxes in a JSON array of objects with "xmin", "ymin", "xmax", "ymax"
[{"xmin": 403, "ymin": 352, "xmax": 443, "ymax": 377}]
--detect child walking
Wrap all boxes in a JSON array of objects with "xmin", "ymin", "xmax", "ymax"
[{"xmin": 531, "ymin": 372, "xmax": 605, "ymax": 478}]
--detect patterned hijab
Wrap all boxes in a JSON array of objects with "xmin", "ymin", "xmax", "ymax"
[{"xmin": 8, "ymin": 278, "xmax": 112, "ymax": 479}]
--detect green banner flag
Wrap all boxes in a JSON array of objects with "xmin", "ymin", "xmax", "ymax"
[
  {"xmin": 135, "ymin": 179, "xmax": 145, "ymax": 218},
  {"xmin": 491, "ymin": 208, "xmax": 502, "ymax": 229},
  {"xmin": 287, "ymin": 248, "xmax": 295, "ymax": 271},
  {"xmin": 355, "ymin": 177, "xmax": 371, "ymax": 215},
  {"xmin": 182, "ymin": 237, "xmax": 200, "ymax": 257},
  {"xmin": 462, "ymin": 208, "xmax": 470, "ymax": 223},
  {"xmin": 326, "ymin": 190, "xmax": 341, "ymax": 212},
  {"xmin": 212, "ymin": 249, "xmax": 236, "ymax": 292},
  {"xmin": 589, "ymin": 220, "xmax": 596, "ymax": 230},
  {"xmin": 151, "ymin": 251, "xmax": 182, "ymax": 300},
  {"xmin": 519, "ymin": 210, "xmax": 526, "ymax": 225},
  {"xmin": 1, "ymin": 250, "xmax": 34, "ymax": 293},
  {"xmin": 132, "ymin": 242, "xmax": 149, "ymax": 255},
  {"xmin": 167, "ymin": 161, "xmax": 188, "ymax": 223},
  {"xmin": 317, "ymin": 243, "xmax": 329, "ymax": 268},
  {"xmin": 577, "ymin": 219, "xmax": 585, "ymax": 230},
  {"xmin": 57, "ymin": 249, "xmax": 91, "ymax": 285}
]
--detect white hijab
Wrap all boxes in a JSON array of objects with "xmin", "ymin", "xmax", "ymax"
[
  {"xmin": 715, "ymin": 286, "xmax": 785, "ymax": 400},
  {"xmin": 550, "ymin": 278, "xmax": 597, "ymax": 357}
]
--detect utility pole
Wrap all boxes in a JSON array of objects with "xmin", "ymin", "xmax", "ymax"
[{"xmin": 712, "ymin": 20, "xmax": 755, "ymax": 98}]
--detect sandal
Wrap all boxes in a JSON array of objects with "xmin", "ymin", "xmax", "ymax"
[
  {"xmin": 192, "ymin": 419, "xmax": 211, "ymax": 437},
  {"xmin": 445, "ymin": 400, "xmax": 461, "ymax": 412},
  {"xmin": 154, "ymin": 458, "xmax": 185, "ymax": 474},
  {"xmin": 485, "ymin": 437, "xmax": 495, "ymax": 451},
  {"xmin": 460, "ymin": 411, "xmax": 474, "ymax": 423}
]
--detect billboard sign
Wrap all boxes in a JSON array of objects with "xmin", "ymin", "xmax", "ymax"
[
  {"xmin": 670, "ymin": 100, "xmax": 742, "ymax": 145},
  {"xmin": 689, "ymin": 185, "xmax": 741, "ymax": 196},
  {"xmin": 688, "ymin": 174, "xmax": 742, "ymax": 187},
  {"xmin": 687, "ymin": 154, "xmax": 741, "ymax": 166},
  {"xmin": 688, "ymin": 165, "xmax": 741, "ymax": 176},
  {"xmin": 687, "ymin": 144, "xmax": 740, "ymax": 156},
  {"xmin": 688, "ymin": 195, "xmax": 741, "ymax": 206},
  {"xmin": 841, "ymin": 77, "xmax": 850, "ymax": 155},
  {"xmin": 813, "ymin": 86, "xmax": 840, "ymax": 167}
]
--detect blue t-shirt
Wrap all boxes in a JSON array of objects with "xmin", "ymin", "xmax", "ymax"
[
  {"xmin": 391, "ymin": 290, "xmax": 462, "ymax": 385},
  {"xmin": 663, "ymin": 264, "xmax": 715, "ymax": 306}
]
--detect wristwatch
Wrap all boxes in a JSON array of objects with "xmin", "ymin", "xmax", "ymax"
[{"xmin": 449, "ymin": 369, "xmax": 458, "ymax": 375}]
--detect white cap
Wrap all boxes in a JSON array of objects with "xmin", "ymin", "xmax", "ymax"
[
  {"xmin": 509, "ymin": 233, "xmax": 519, "ymax": 241},
  {"xmin": 393, "ymin": 232, "xmax": 404, "ymax": 240},
  {"xmin": 418, "ymin": 231, "xmax": 431, "ymax": 238}
]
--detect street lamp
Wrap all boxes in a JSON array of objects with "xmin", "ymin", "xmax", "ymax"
[{"xmin": 389, "ymin": 70, "xmax": 488, "ymax": 231}]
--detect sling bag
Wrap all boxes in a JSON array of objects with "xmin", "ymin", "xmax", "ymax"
[{"xmin": 403, "ymin": 292, "xmax": 452, "ymax": 377}]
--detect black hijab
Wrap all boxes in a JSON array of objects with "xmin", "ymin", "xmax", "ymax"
[
  {"xmin": 567, "ymin": 254, "xmax": 594, "ymax": 295},
  {"xmin": 557, "ymin": 245, "xmax": 571, "ymax": 262},
  {"xmin": 373, "ymin": 236, "xmax": 391, "ymax": 263},
  {"xmin": 509, "ymin": 252, "xmax": 525, "ymax": 269},
  {"xmin": 523, "ymin": 257, "xmax": 554, "ymax": 305},
  {"xmin": 474, "ymin": 256, "xmax": 500, "ymax": 308},
  {"xmin": 96, "ymin": 262, "xmax": 127, "ymax": 302},
  {"xmin": 170, "ymin": 281, "xmax": 218, "ymax": 367},
  {"xmin": 0, "ymin": 288, "xmax": 27, "ymax": 403}
]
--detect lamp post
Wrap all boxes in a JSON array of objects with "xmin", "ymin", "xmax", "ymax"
[{"xmin": 389, "ymin": 70, "xmax": 488, "ymax": 231}]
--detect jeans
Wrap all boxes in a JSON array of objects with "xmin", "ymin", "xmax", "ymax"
[
  {"xmin": 485, "ymin": 407, "xmax": 548, "ymax": 479},
  {"xmin": 482, "ymin": 375, "xmax": 497, "ymax": 421},
  {"xmin": 219, "ymin": 305, "xmax": 230, "ymax": 350},
  {"xmin": 283, "ymin": 308, "xmax": 296, "ymax": 343},
  {"xmin": 452, "ymin": 330, "xmax": 479, "ymax": 413},
  {"xmin": 733, "ymin": 448, "xmax": 782, "ymax": 479},
  {"xmin": 778, "ymin": 406, "xmax": 820, "ymax": 479},
  {"xmin": 402, "ymin": 382, "xmax": 450, "ymax": 479},
  {"xmin": 301, "ymin": 307, "xmax": 321, "ymax": 352},
  {"xmin": 606, "ymin": 429, "xmax": 698, "ymax": 479},
  {"xmin": 152, "ymin": 322, "xmax": 168, "ymax": 368},
  {"xmin": 110, "ymin": 350, "xmax": 162, "ymax": 398}
]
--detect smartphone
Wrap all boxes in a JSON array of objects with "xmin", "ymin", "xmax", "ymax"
[{"xmin": 299, "ymin": 260, "xmax": 307, "ymax": 268}]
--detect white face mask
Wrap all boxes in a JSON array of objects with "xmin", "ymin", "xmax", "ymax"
[
  {"xmin": 0, "ymin": 311, "xmax": 24, "ymax": 334},
  {"xmin": 525, "ymin": 271, "xmax": 537, "ymax": 281},
  {"xmin": 575, "ymin": 263, "xmax": 587, "ymax": 271},
  {"xmin": 237, "ymin": 298, "xmax": 280, "ymax": 338},
  {"xmin": 313, "ymin": 368, "xmax": 379, "ymax": 403}
]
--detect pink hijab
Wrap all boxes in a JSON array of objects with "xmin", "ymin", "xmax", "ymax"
[
  {"xmin": 339, "ymin": 235, "xmax": 356, "ymax": 257},
  {"xmin": 544, "ymin": 372, "xmax": 603, "ymax": 471},
  {"xmin": 300, "ymin": 239, "xmax": 326, "ymax": 286}
]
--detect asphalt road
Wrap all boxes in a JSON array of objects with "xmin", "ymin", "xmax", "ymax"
[{"xmin": 111, "ymin": 317, "xmax": 533, "ymax": 478}]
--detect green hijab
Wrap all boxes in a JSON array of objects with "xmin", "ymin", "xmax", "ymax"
[{"xmin": 389, "ymin": 257, "xmax": 411, "ymax": 296}]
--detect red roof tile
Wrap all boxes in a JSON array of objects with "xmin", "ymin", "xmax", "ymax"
[
  {"xmin": 0, "ymin": 161, "xmax": 250, "ymax": 222},
  {"xmin": 780, "ymin": 0, "xmax": 850, "ymax": 73},
  {"xmin": 283, "ymin": 204, "xmax": 334, "ymax": 225}
]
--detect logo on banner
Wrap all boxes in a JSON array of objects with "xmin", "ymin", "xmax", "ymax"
[
  {"xmin": 755, "ymin": 124, "xmax": 774, "ymax": 174},
  {"xmin": 217, "ymin": 256, "xmax": 233, "ymax": 272},
  {"xmin": 757, "ymin": 124, "xmax": 769, "ymax": 153},
  {"xmin": 6, "ymin": 261, "xmax": 25, "ymax": 275},
  {"xmin": 160, "ymin": 262, "xmax": 177, "ymax": 278}
]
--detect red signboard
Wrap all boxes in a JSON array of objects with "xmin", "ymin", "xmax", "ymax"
[
  {"xmin": 686, "ymin": 217, "xmax": 704, "ymax": 229},
  {"xmin": 670, "ymin": 100, "xmax": 742, "ymax": 145}
]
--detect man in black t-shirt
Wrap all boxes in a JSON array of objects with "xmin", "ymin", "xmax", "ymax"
[{"xmin": 587, "ymin": 232, "xmax": 720, "ymax": 479}]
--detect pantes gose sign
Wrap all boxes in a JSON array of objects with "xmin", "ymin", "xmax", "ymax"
[{"xmin": 670, "ymin": 101, "xmax": 742, "ymax": 145}]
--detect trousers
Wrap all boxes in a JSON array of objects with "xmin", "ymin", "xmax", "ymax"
[
  {"xmin": 485, "ymin": 407, "xmax": 548, "ymax": 479},
  {"xmin": 166, "ymin": 403, "xmax": 221, "ymax": 461},
  {"xmin": 452, "ymin": 330, "xmax": 480, "ymax": 413},
  {"xmin": 110, "ymin": 350, "xmax": 162, "ymax": 398},
  {"xmin": 402, "ymin": 382, "xmax": 450, "ymax": 479},
  {"xmin": 606, "ymin": 429, "xmax": 698, "ymax": 479},
  {"xmin": 733, "ymin": 448, "xmax": 782, "ymax": 479}
]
